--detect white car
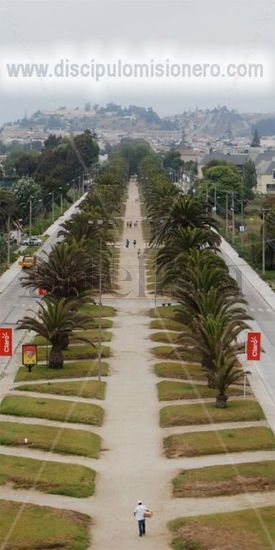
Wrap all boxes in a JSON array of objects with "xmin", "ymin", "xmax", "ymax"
[{"xmin": 21, "ymin": 236, "xmax": 42, "ymax": 247}]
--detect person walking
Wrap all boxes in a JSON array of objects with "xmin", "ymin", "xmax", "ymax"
[
  {"xmin": 134, "ymin": 500, "xmax": 150, "ymax": 537},
  {"xmin": 125, "ymin": 238, "xmax": 130, "ymax": 248},
  {"xmin": 133, "ymin": 239, "xmax": 136, "ymax": 248}
]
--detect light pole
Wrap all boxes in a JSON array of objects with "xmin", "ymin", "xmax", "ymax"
[
  {"xmin": 225, "ymin": 192, "xmax": 229, "ymax": 237},
  {"xmin": 6, "ymin": 215, "xmax": 11, "ymax": 268},
  {"xmin": 29, "ymin": 198, "xmax": 32, "ymax": 238},
  {"xmin": 49, "ymin": 192, "xmax": 55, "ymax": 223},
  {"xmin": 231, "ymin": 192, "xmax": 235, "ymax": 244},
  {"xmin": 58, "ymin": 186, "xmax": 63, "ymax": 215},
  {"xmin": 262, "ymin": 209, "xmax": 269, "ymax": 275}
]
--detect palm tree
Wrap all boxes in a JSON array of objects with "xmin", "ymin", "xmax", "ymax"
[
  {"xmin": 150, "ymin": 195, "xmax": 219, "ymax": 245},
  {"xmin": 17, "ymin": 296, "xmax": 93, "ymax": 369},
  {"xmin": 20, "ymin": 241, "xmax": 95, "ymax": 298},
  {"xmin": 214, "ymin": 352, "xmax": 249, "ymax": 408}
]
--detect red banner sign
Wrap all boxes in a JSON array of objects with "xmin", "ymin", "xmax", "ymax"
[
  {"xmin": 0, "ymin": 328, "xmax": 13, "ymax": 357},
  {"xmin": 38, "ymin": 288, "xmax": 48, "ymax": 296},
  {"xmin": 247, "ymin": 332, "xmax": 261, "ymax": 361}
]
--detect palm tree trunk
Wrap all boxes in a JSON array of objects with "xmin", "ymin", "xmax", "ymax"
[
  {"xmin": 216, "ymin": 393, "xmax": 228, "ymax": 409},
  {"xmin": 49, "ymin": 346, "xmax": 63, "ymax": 369},
  {"xmin": 202, "ymin": 356, "xmax": 216, "ymax": 388}
]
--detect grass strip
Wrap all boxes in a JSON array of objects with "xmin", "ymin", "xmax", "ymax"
[
  {"xmin": 0, "ymin": 420, "xmax": 100, "ymax": 457},
  {"xmin": 172, "ymin": 460, "xmax": 275, "ymax": 497},
  {"xmin": 15, "ymin": 360, "xmax": 109, "ymax": 382},
  {"xmin": 164, "ymin": 426, "xmax": 275, "ymax": 458},
  {"xmin": 33, "ymin": 330, "xmax": 112, "ymax": 345},
  {"xmin": 17, "ymin": 380, "xmax": 106, "ymax": 399},
  {"xmin": 154, "ymin": 362, "xmax": 204, "ymax": 381},
  {"xmin": 0, "ymin": 454, "xmax": 96, "ymax": 497},
  {"xmin": 168, "ymin": 506, "xmax": 275, "ymax": 549},
  {"xmin": 150, "ymin": 319, "xmax": 184, "ymax": 331},
  {"xmin": 0, "ymin": 396, "xmax": 104, "ymax": 426},
  {"xmin": 0, "ymin": 500, "xmax": 90, "ymax": 549},
  {"xmin": 160, "ymin": 399, "xmax": 264, "ymax": 427},
  {"xmin": 157, "ymin": 381, "xmax": 243, "ymax": 401},
  {"xmin": 153, "ymin": 345, "xmax": 201, "ymax": 362},
  {"xmin": 37, "ymin": 344, "xmax": 110, "ymax": 362}
]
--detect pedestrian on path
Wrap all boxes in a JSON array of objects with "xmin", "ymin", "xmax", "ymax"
[
  {"xmin": 137, "ymin": 248, "xmax": 141, "ymax": 258},
  {"xmin": 125, "ymin": 238, "xmax": 130, "ymax": 248},
  {"xmin": 134, "ymin": 500, "xmax": 151, "ymax": 537},
  {"xmin": 133, "ymin": 239, "xmax": 136, "ymax": 248}
]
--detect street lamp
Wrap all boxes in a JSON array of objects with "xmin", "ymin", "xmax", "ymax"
[
  {"xmin": 58, "ymin": 186, "xmax": 63, "ymax": 215},
  {"xmin": 49, "ymin": 192, "xmax": 55, "ymax": 223}
]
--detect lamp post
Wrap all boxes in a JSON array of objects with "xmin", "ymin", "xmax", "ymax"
[
  {"xmin": 29, "ymin": 198, "xmax": 32, "ymax": 238},
  {"xmin": 6, "ymin": 215, "xmax": 10, "ymax": 268},
  {"xmin": 49, "ymin": 192, "xmax": 55, "ymax": 223},
  {"xmin": 225, "ymin": 192, "xmax": 229, "ymax": 237},
  {"xmin": 231, "ymin": 192, "xmax": 235, "ymax": 245},
  {"xmin": 262, "ymin": 209, "xmax": 269, "ymax": 275}
]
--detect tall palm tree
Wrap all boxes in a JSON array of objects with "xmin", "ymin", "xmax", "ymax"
[
  {"xmin": 150, "ymin": 195, "xmax": 219, "ymax": 245},
  {"xmin": 214, "ymin": 352, "xmax": 249, "ymax": 408},
  {"xmin": 20, "ymin": 241, "xmax": 95, "ymax": 298},
  {"xmin": 17, "ymin": 296, "xmax": 93, "ymax": 369}
]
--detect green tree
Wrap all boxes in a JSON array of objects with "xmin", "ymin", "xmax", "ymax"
[
  {"xmin": 12, "ymin": 177, "xmax": 42, "ymax": 222},
  {"xmin": 17, "ymin": 296, "xmax": 93, "ymax": 369}
]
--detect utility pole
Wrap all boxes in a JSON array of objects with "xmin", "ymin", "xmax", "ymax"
[
  {"xmin": 262, "ymin": 209, "xmax": 268, "ymax": 275},
  {"xmin": 231, "ymin": 192, "xmax": 235, "ymax": 244},
  {"xmin": 154, "ymin": 247, "xmax": 157, "ymax": 308},
  {"xmin": 225, "ymin": 192, "xmax": 229, "ymax": 237},
  {"xmin": 98, "ymin": 236, "xmax": 102, "ymax": 381},
  {"xmin": 29, "ymin": 198, "xmax": 32, "ymax": 238},
  {"xmin": 6, "ymin": 215, "xmax": 10, "ymax": 268}
]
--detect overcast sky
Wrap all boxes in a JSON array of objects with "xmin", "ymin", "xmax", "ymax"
[{"xmin": 0, "ymin": 0, "xmax": 274, "ymax": 124}]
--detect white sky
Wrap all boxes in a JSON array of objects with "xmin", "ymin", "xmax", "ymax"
[{"xmin": 0, "ymin": 0, "xmax": 274, "ymax": 123}]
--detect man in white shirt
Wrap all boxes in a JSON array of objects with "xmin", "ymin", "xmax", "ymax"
[{"xmin": 134, "ymin": 500, "xmax": 150, "ymax": 537}]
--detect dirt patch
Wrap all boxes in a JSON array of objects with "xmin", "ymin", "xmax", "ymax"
[
  {"xmin": 175, "ymin": 522, "xmax": 261, "ymax": 549},
  {"xmin": 174, "ymin": 476, "xmax": 275, "ymax": 497}
]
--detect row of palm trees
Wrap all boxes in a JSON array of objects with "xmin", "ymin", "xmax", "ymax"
[
  {"xmin": 139, "ymin": 153, "xmax": 250, "ymax": 408},
  {"xmin": 17, "ymin": 152, "xmax": 128, "ymax": 369}
]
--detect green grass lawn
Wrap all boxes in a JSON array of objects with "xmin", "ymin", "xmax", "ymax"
[
  {"xmin": 172, "ymin": 460, "xmax": 275, "ymax": 498},
  {"xmin": 154, "ymin": 362, "xmax": 205, "ymax": 381},
  {"xmin": 17, "ymin": 380, "xmax": 106, "ymax": 399},
  {"xmin": 149, "ymin": 306, "xmax": 179, "ymax": 319},
  {"xmin": 152, "ymin": 345, "xmax": 201, "ymax": 362},
  {"xmin": 160, "ymin": 399, "xmax": 264, "ymax": 427},
  {"xmin": 0, "ymin": 454, "xmax": 96, "ymax": 497},
  {"xmin": 168, "ymin": 506, "xmax": 275, "ymax": 549},
  {"xmin": 33, "ymin": 330, "xmax": 112, "ymax": 346},
  {"xmin": 151, "ymin": 332, "xmax": 180, "ymax": 344},
  {"xmin": 157, "ymin": 381, "xmax": 243, "ymax": 401},
  {"xmin": 0, "ymin": 396, "xmax": 104, "ymax": 426},
  {"xmin": 37, "ymin": 344, "xmax": 110, "ymax": 362},
  {"xmin": 80, "ymin": 303, "xmax": 116, "ymax": 317},
  {"xmin": 150, "ymin": 319, "xmax": 184, "ymax": 331},
  {"xmin": 0, "ymin": 500, "xmax": 90, "ymax": 550},
  {"xmin": 0, "ymin": 420, "xmax": 100, "ymax": 457},
  {"xmin": 15, "ymin": 360, "xmax": 109, "ymax": 382},
  {"xmin": 164, "ymin": 426, "xmax": 275, "ymax": 458}
]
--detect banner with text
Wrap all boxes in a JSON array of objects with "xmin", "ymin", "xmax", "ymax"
[
  {"xmin": 0, "ymin": 328, "xmax": 13, "ymax": 357},
  {"xmin": 247, "ymin": 331, "xmax": 261, "ymax": 361}
]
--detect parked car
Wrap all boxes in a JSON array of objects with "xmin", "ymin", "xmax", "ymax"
[
  {"xmin": 18, "ymin": 255, "xmax": 37, "ymax": 269},
  {"xmin": 21, "ymin": 236, "xmax": 42, "ymax": 247}
]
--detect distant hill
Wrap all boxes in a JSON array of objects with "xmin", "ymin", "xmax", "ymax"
[{"xmin": 3, "ymin": 104, "xmax": 275, "ymax": 142}]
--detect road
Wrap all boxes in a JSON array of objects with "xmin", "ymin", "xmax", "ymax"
[
  {"xmin": 0, "ymin": 196, "xmax": 85, "ymax": 395},
  {"xmin": 221, "ymin": 238, "xmax": 275, "ymax": 420}
]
